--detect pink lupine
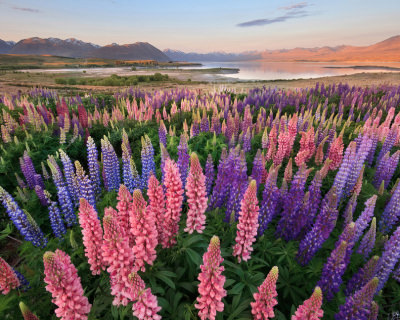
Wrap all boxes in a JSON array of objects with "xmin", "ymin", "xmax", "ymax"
[
  {"xmin": 43, "ymin": 250, "xmax": 91, "ymax": 320},
  {"xmin": 0, "ymin": 257, "xmax": 20, "ymax": 295},
  {"xmin": 128, "ymin": 273, "xmax": 161, "ymax": 320},
  {"xmin": 315, "ymin": 142, "xmax": 325, "ymax": 165},
  {"xmin": 19, "ymin": 302, "xmax": 39, "ymax": 320},
  {"xmin": 266, "ymin": 126, "xmax": 277, "ymax": 161},
  {"xmin": 328, "ymin": 136, "xmax": 344, "ymax": 170},
  {"xmin": 292, "ymin": 286, "xmax": 323, "ymax": 320},
  {"xmin": 78, "ymin": 198, "xmax": 106, "ymax": 275},
  {"xmin": 116, "ymin": 185, "xmax": 132, "ymax": 236},
  {"xmin": 233, "ymin": 180, "xmax": 260, "ymax": 262},
  {"xmin": 130, "ymin": 189, "xmax": 158, "ymax": 272},
  {"xmin": 274, "ymin": 131, "xmax": 291, "ymax": 166},
  {"xmin": 184, "ymin": 153, "xmax": 208, "ymax": 234},
  {"xmin": 295, "ymin": 127, "xmax": 315, "ymax": 166},
  {"xmin": 102, "ymin": 214, "xmax": 135, "ymax": 306},
  {"xmin": 195, "ymin": 235, "xmax": 226, "ymax": 320},
  {"xmin": 147, "ymin": 175, "xmax": 166, "ymax": 244},
  {"xmin": 284, "ymin": 158, "xmax": 293, "ymax": 183},
  {"xmin": 162, "ymin": 158, "xmax": 184, "ymax": 248},
  {"xmin": 251, "ymin": 266, "xmax": 279, "ymax": 319}
]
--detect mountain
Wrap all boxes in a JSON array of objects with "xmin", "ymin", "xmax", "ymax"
[
  {"xmin": 165, "ymin": 35, "xmax": 400, "ymax": 62},
  {"xmin": 0, "ymin": 40, "xmax": 14, "ymax": 54},
  {"xmin": 1, "ymin": 37, "xmax": 170, "ymax": 61},
  {"xmin": 93, "ymin": 42, "xmax": 170, "ymax": 62},
  {"xmin": 10, "ymin": 37, "xmax": 99, "ymax": 58}
]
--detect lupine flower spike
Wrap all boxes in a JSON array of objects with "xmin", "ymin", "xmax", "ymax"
[
  {"xmin": 0, "ymin": 257, "xmax": 20, "ymax": 295},
  {"xmin": 19, "ymin": 302, "xmax": 39, "ymax": 320},
  {"xmin": 251, "ymin": 266, "xmax": 279, "ymax": 319},
  {"xmin": 292, "ymin": 286, "xmax": 323, "ymax": 320}
]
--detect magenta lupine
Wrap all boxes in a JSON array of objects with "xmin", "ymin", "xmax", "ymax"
[
  {"xmin": 317, "ymin": 240, "xmax": 349, "ymax": 301},
  {"xmin": 195, "ymin": 235, "xmax": 226, "ymax": 320},
  {"xmin": 130, "ymin": 189, "xmax": 158, "ymax": 272},
  {"xmin": 43, "ymin": 250, "xmax": 91, "ymax": 320},
  {"xmin": 162, "ymin": 158, "xmax": 184, "ymax": 248},
  {"xmin": 251, "ymin": 266, "xmax": 279, "ymax": 319},
  {"xmin": 345, "ymin": 255, "xmax": 380, "ymax": 296},
  {"xmin": 87, "ymin": 136, "xmax": 101, "ymax": 195},
  {"xmin": 78, "ymin": 198, "xmax": 105, "ymax": 275},
  {"xmin": 335, "ymin": 277, "xmax": 379, "ymax": 320},
  {"xmin": 292, "ymin": 286, "xmax": 323, "ymax": 320},
  {"xmin": 374, "ymin": 225, "xmax": 400, "ymax": 292},
  {"xmin": 147, "ymin": 175, "xmax": 166, "ymax": 244},
  {"xmin": 19, "ymin": 302, "xmax": 39, "ymax": 320},
  {"xmin": 185, "ymin": 153, "xmax": 207, "ymax": 234},
  {"xmin": 357, "ymin": 217, "xmax": 377, "ymax": 259},
  {"xmin": 0, "ymin": 257, "xmax": 20, "ymax": 295},
  {"xmin": 205, "ymin": 154, "xmax": 215, "ymax": 197},
  {"xmin": 102, "ymin": 214, "xmax": 135, "ymax": 306},
  {"xmin": 233, "ymin": 180, "xmax": 259, "ymax": 263}
]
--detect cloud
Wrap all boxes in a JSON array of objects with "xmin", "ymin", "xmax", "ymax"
[
  {"xmin": 12, "ymin": 6, "xmax": 40, "ymax": 13},
  {"xmin": 237, "ymin": 2, "xmax": 311, "ymax": 27}
]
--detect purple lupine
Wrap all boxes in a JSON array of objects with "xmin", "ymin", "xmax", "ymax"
[
  {"xmin": 374, "ymin": 225, "xmax": 400, "ymax": 292},
  {"xmin": 276, "ymin": 165, "xmax": 310, "ymax": 241},
  {"xmin": 19, "ymin": 151, "xmax": 37, "ymax": 189},
  {"xmin": 190, "ymin": 121, "xmax": 200, "ymax": 138},
  {"xmin": 251, "ymin": 149, "xmax": 264, "ymax": 187},
  {"xmin": 42, "ymin": 162, "xmax": 50, "ymax": 180},
  {"xmin": 140, "ymin": 135, "xmax": 156, "ymax": 190},
  {"xmin": 101, "ymin": 136, "xmax": 120, "ymax": 192},
  {"xmin": 122, "ymin": 134, "xmax": 138, "ymax": 193},
  {"xmin": 159, "ymin": 120, "xmax": 167, "ymax": 147},
  {"xmin": 354, "ymin": 195, "xmax": 377, "ymax": 242},
  {"xmin": 317, "ymin": 240, "xmax": 349, "ymax": 301},
  {"xmin": 258, "ymin": 166, "xmax": 280, "ymax": 236},
  {"xmin": 60, "ymin": 150, "xmax": 79, "ymax": 206},
  {"xmin": 243, "ymin": 128, "xmax": 252, "ymax": 153},
  {"xmin": 47, "ymin": 158, "xmax": 76, "ymax": 226},
  {"xmin": 367, "ymin": 133, "xmax": 379, "ymax": 166},
  {"xmin": 357, "ymin": 218, "xmax": 377, "ymax": 259},
  {"xmin": 45, "ymin": 191, "xmax": 67, "ymax": 239},
  {"xmin": 160, "ymin": 144, "xmax": 170, "ymax": 183},
  {"xmin": 332, "ymin": 141, "xmax": 357, "ymax": 204},
  {"xmin": 211, "ymin": 113, "xmax": 221, "ymax": 135},
  {"xmin": 87, "ymin": 136, "xmax": 101, "ymax": 195},
  {"xmin": 369, "ymin": 302, "xmax": 379, "ymax": 320},
  {"xmin": 13, "ymin": 268, "xmax": 30, "ymax": 292},
  {"xmin": 209, "ymin": 148, "xmax": 230, "ymax": 209},
  {"xmin": 345, "ymin": 255, "xmax": 380, "ymax": 296},
  {"xmin": 34, "ymin": 185, "xmax": 49, "ymax": 206},
  {"xmin": 200, "ymin": 112, "xmax": 209, "ymax": 132},
  {"xmin": 344, "ymin": 193, "xmax": 358, "ymax": 221},
  {"xmin": 33, "ymin": 174, "xmax": 45, "ymax": 190},
  {"xmin": 335, "ymin": 277, "xmax": 379, "ymax": 320},
  {"xmin": 336, "ymin": 221, "xmax": 357, "ymax": 266},
  {"xmin": 379, "ymin": 181, "xmax": 400, "ymax": 234},
  {"xmin": 75, "ymin": 161, "xmax": 96, "ymax": 210},
  {"xmin": 373, "ymin": 150, "xmax": 400, "ymax": 189},
  {"xmin": 205, "ymin": 154, "xmax": 215, "ymax": 197},
  {"xmin": 376, "ymin": 126, "xmax": 398, "ymax": 164},
  {"xmin": 177, "ymin": 134, "xmax": 190, "ymax": 189},
  {"xmin": 297, "ymin": 187, "xmax": 338, "ymax": 266},
  {"xmin": 0, "ymin": 186, "xmax": 47, "ymax": 248}
]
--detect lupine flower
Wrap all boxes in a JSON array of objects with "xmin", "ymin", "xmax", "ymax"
[
  {"xmin": 116, "ymin": 185, "xmax": 132, "ymax": 237},
  {"xmin": 251, "ymin": 149, "xmax": 265, "ymax": 187},
  {"xmin": 101, "ymin": 136, "xmax": 121, "ymax": 192},
  {"xmin": 87, "ymin": 136, "xmax": 101, "ymax": 195},
  {"xmin": 185, "ymin": 153, "xmax": 207, "ymax": 234},
  {"xmin": 12, "ymin": 268, "xmax": 30, "ymax": 292},
  {"xmin": 354, "ymin": 195, "xmax": 377, "ymax": 242},
  {"xmin": 262, "ymin": 128, "xmax": 269, "ymax": 149},
  {"xmin": 19, "ymin": 302, "xmax": 39, "ymax": 320},
  {"xmin": 251, "ymin": 266, "xmax": 279, "ymax": 319},
  {"xmin": 177, "ymin": 133, "xmax": 190, "ymax": 189},
  {"xmin": 46, "ymin": 192, "xmax": 67, "ymax": 239},
  {"xmin": 258, "ymin": 166, "xmax": 280, "ymax": 235},
  {"xmin": 284, "ymin": 157, "xmax": 293, "ymax": 183},
  {"xmin": 233, "ymin": 180, "xmax": 259, "ymax": 262},
  {"xmin": 292, "ymin": 286, "xmax": 323, "ymax": 320},
  {"xmin": 159, "ymin": 119, "xmax": 167, "ymax": 147},
  {"xmin": 376, "ymin": 126, "xmax": 397, "ymax": 164},
  {"xmin": 205, "ymin": 154, "xmax": 215, "ymax": 197},
  {"xmin": 345, "ymin": 255, "xmax": 380, "ymax": 296},
  {"xmin": 0, "ymin": 187, "xmax": 47, "ymax": 247},
  {"xmin": 141, "ymin": 135, "xmax": 156, "ymax": 190},
  {"xmin": 60, "ymin": 150, "xmax": 79, "ymax": 206},
  {"xmin": 297, "ymin": 187, "xmax": 338, "ymax": 266},
  {"xmin": 368, "ymin": 301, "xmax": 379, "ymax": 320},
  {"xmin": 122, "ymin": 135, "xmax": 140, "ymax": 193},
  {"xmin": 335, "ymin": 277, "xmax": 378, "ymax": 320},
  {"xmin": 19, "ymin": 151, "xmax": 38, "ymax": 189},
  {"xmin": 75, "ymin": 161, "xmax": 96, "ymax": 210},
  {"xmin": 374, "ymin": 225, "xmax": 400, "ymax": 292},
  {"xmin": 128, "ymin": 272, "xmax": 162, "ymax": 320},
  {"xmin": 209, "ymin": 148, "xmax": 229, "ymax": 209},
  {"xmin": 78, "ymin": 198, "xmax": 105, "ymax": 275},
  {"xmin": 379, "ymin": 181, "xmax": 400, "ymax": 234},
  {"xmin": 147, "ymin": 175, "xmax": 166, "ymax": 244},
  {"xmin": 317, "ymin": 240, "xmax": 349, "ymax": 300},
  {"xmin": 102, "ymin": 214, "xmax": 135, "ymax": 306},
  {"xmin": 162, "ymin": 158, "xmax": 184, "ymax": 248},
  {"xmin": 357, "ymin": 217, "xmax": 377, "ymax": 259},
  {"xmin": 34, "ymin": 185, "xmax": 49, "ymax": 206},
  {"xmin": 43, "ymin": 250, "xmax": 91, "ymax": 320},
  {"xmin": 130, "ymin": 189, "xmax": 158, "ymax": 272},
  {"xmin": 328, "ymin": 136, "xmax": 344, "ymax": 170},
  {"xmin": 0, "ymin": 257, "xmax": 20, "ymax": 295},
  {"xmin": 195, "ymin": 235, "xmax": 226, "ymax": 320}
]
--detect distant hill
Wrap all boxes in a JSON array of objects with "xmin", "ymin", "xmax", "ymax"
[
  {"xmin": 165, "ymin": 35, "xmax": 400, "ymax": 62},
  {"xmin": 1, "ymin": 37, "xmax": 170, "ymax": 62}
]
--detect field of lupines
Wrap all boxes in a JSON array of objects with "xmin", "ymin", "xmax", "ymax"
[{"xmin": 1, "ymin": 83, "xmax": 400, "ymax": 319}]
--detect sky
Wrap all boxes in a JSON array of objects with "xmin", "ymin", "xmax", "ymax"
[{"xmin": 0, "ymin": 0, "xmax": 399, "ymax": 53}]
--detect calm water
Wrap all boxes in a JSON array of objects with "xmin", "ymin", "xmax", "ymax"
[{"xmin": 22, "ymin": 61, "xmax": 400, "ymax": 81}]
